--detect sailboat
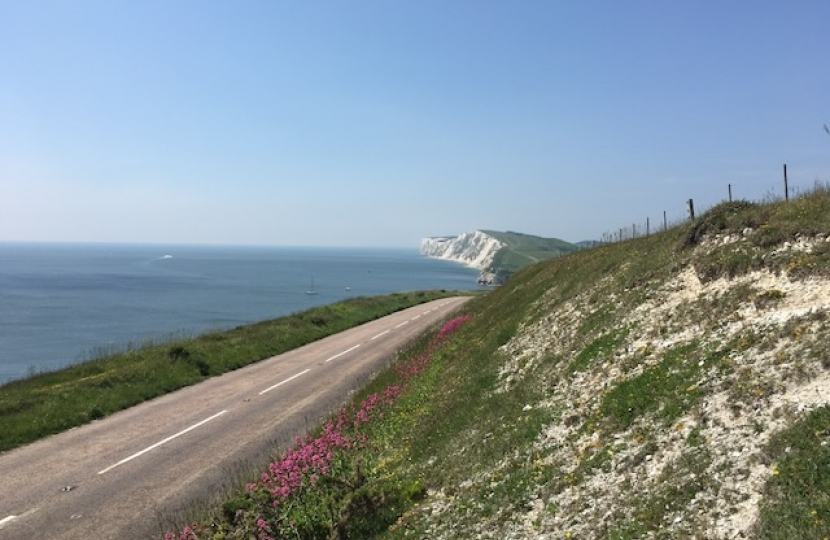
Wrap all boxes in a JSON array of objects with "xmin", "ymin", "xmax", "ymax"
[{"xmin": 305, "ymin": 275, "xmax": 318, "ymax": 295}]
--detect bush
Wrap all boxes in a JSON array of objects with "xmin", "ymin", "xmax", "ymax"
[
  {"xmin": 678, "ymin": 200, "xmax": 760, "ymax": 250},
  {"xmin": 168, "ymin": 346, "xmax": 190, "ymax": 361}
]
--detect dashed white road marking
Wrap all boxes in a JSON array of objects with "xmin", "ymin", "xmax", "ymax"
[
  {"xmin": 0, "ymin": 508, "xmax": 38, "ymax": 530},
  {"xmin": 370, "ymin": 330, "xmax": 390, "ymax": 340},
  {"xmin": 97, "ymin": 410, "xmax": 228, "ymax": 475},
  {"xmin": 0, "ymin": 301, "xmax": 464, "ymax": 531},
  {"xmin": 259, "ymin": 369, "xmax": 311, "ymax": 395},
  {"xmin": 324, "ymin": 344, "xmax": 361, "ymax": 363}
]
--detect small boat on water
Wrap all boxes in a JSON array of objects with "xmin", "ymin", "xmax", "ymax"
[{"xmin": 305, "ymin": 276, "xmax": 318, "ymax": 295}]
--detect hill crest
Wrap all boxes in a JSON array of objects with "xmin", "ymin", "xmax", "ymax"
[
  {"xmin": 421, "ymin": 229, "xmax": 578, "ymax": 284},
  {"xmin": 407, "ymin": 194, "xmax": 830, "ymax": 539}
]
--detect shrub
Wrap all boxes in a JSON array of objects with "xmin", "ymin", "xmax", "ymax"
[{"xmin": 678, "ymin": 200, "xmax": 761, "ymax": 250}]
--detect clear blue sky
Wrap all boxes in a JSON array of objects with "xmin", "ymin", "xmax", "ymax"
[{"xmin": 2, "ymin": 1, "xmax": 829, "ymax": 247}]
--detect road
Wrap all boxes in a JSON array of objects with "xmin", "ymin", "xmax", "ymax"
[{"xmin": 0, "ymin": 297, "xmax": 470, "ymax": 540}]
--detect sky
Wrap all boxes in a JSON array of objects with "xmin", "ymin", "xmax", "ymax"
[{"xmin": 2, "ymin": 1, "xmax": 829, "ymax": 248}]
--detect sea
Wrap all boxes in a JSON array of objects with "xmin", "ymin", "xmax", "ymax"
[{"xmin": 0, "ymin": 242, "xmax": 482, "ymax": 385}]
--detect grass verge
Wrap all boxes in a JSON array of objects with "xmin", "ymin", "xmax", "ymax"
[{"xmin": 0, "ymin": 290, "xmax": 462, "ymax": 453}]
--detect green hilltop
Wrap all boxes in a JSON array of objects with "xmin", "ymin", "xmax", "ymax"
[{"xmin": 481, "ymin": 230, "xmax": 580, "ymax": 278}]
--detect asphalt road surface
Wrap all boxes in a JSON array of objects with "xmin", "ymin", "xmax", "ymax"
[{"xmin": 0, "ymin": 296, "xmax": 470, "ymax": 540}]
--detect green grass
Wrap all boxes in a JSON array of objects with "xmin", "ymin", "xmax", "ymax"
[
  {"xmin": 609, "ymin": 442, "xmax": 713, "ymax": 539},
  {"xmin": 756, "ymin": 405, "xmax": 830, "ymax": 540},
  {"xmin": 567, "ymin": 326, "xmax": 629, "ymax": 375},
  {"xmin": 599, "ymin": 343, "xmax": 704, "ymax": 431},
  {"xmin": 0, "ymin": 290, "xmax": 461, "ymax": 453},
  {"xmin": 484, "ymin": 230, "xmax": 579, "ymax": 273}
]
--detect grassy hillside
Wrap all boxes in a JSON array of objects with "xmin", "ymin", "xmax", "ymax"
[
  {"xmin": 165, "ymin": 189, "xmax": 830, "ymax": 540},
  {"xmin": 483, "ymin": 230, "xmax": 578, "ymax": 273}
]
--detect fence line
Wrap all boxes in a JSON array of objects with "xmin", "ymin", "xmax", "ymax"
[{"xmin": 597, "ymin": 164, "xmax": 830, "ymax": 245}]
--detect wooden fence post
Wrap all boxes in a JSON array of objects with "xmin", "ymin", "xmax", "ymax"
[
  {"xmin": 687, "ymin": 199, "xmax": 695, "ymax": 221},
  {"xmin": 646, "ymin": 217, "xmax": 650, "ymax": 237},
  {"xmin": 663, "ymin": 211, "xmax": 667, "ymax": 231},
  {"xmin": 784, "ymin": 164, "xmax": 789, "ymax": 202},
  {"xmin": 728, "ymin": 184, "xmax": 732, "ymax": 202}
]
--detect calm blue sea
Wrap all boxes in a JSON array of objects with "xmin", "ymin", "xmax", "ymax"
[{"xmin": 0, "ymin": 243, "xmax": 482, "ymax": 384}]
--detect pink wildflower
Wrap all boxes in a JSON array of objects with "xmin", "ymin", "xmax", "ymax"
[
  {"xmin": 241, "ymin": 312, "xmax": 475, "ymax": 522},
  {"xmin": 438, "ymin": 313, "xmax": 473, "ymax": 340}
]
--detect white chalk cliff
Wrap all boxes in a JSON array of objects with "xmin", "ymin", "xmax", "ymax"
[{"xmin": 420, "ymin": 231, "xmax": 505, "ymax": 281}]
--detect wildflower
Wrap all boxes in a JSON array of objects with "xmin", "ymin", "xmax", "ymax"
[
  {"xmin": 438, "ymin": 313, "xmax": 473, "ymax": 340},
  {"xmin": 164, "ymin": 306, "xmax": 473, "ymax": 539},
  {"xmin": 178, "ymin": 525, "xmax": 198, "ymax": 540}
]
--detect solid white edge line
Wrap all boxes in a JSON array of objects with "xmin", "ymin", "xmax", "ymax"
[
  {"xmin": 324, "ymin": 343, "xmax": 361, "ymax": 363},
  {"xmin": 394, "ymin": 321, "xmax": 409, "ymax": 328},
  {"xmin": 371, "ymin": 330, "xmax": 390, "ymax": 340},
  {"xmin": 97, "ymin": 410, "xmax": 228, "ymax": 475},
  {"xmin": 259, "ymin": 368, "xmax": 311, "ymax": 395}
]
